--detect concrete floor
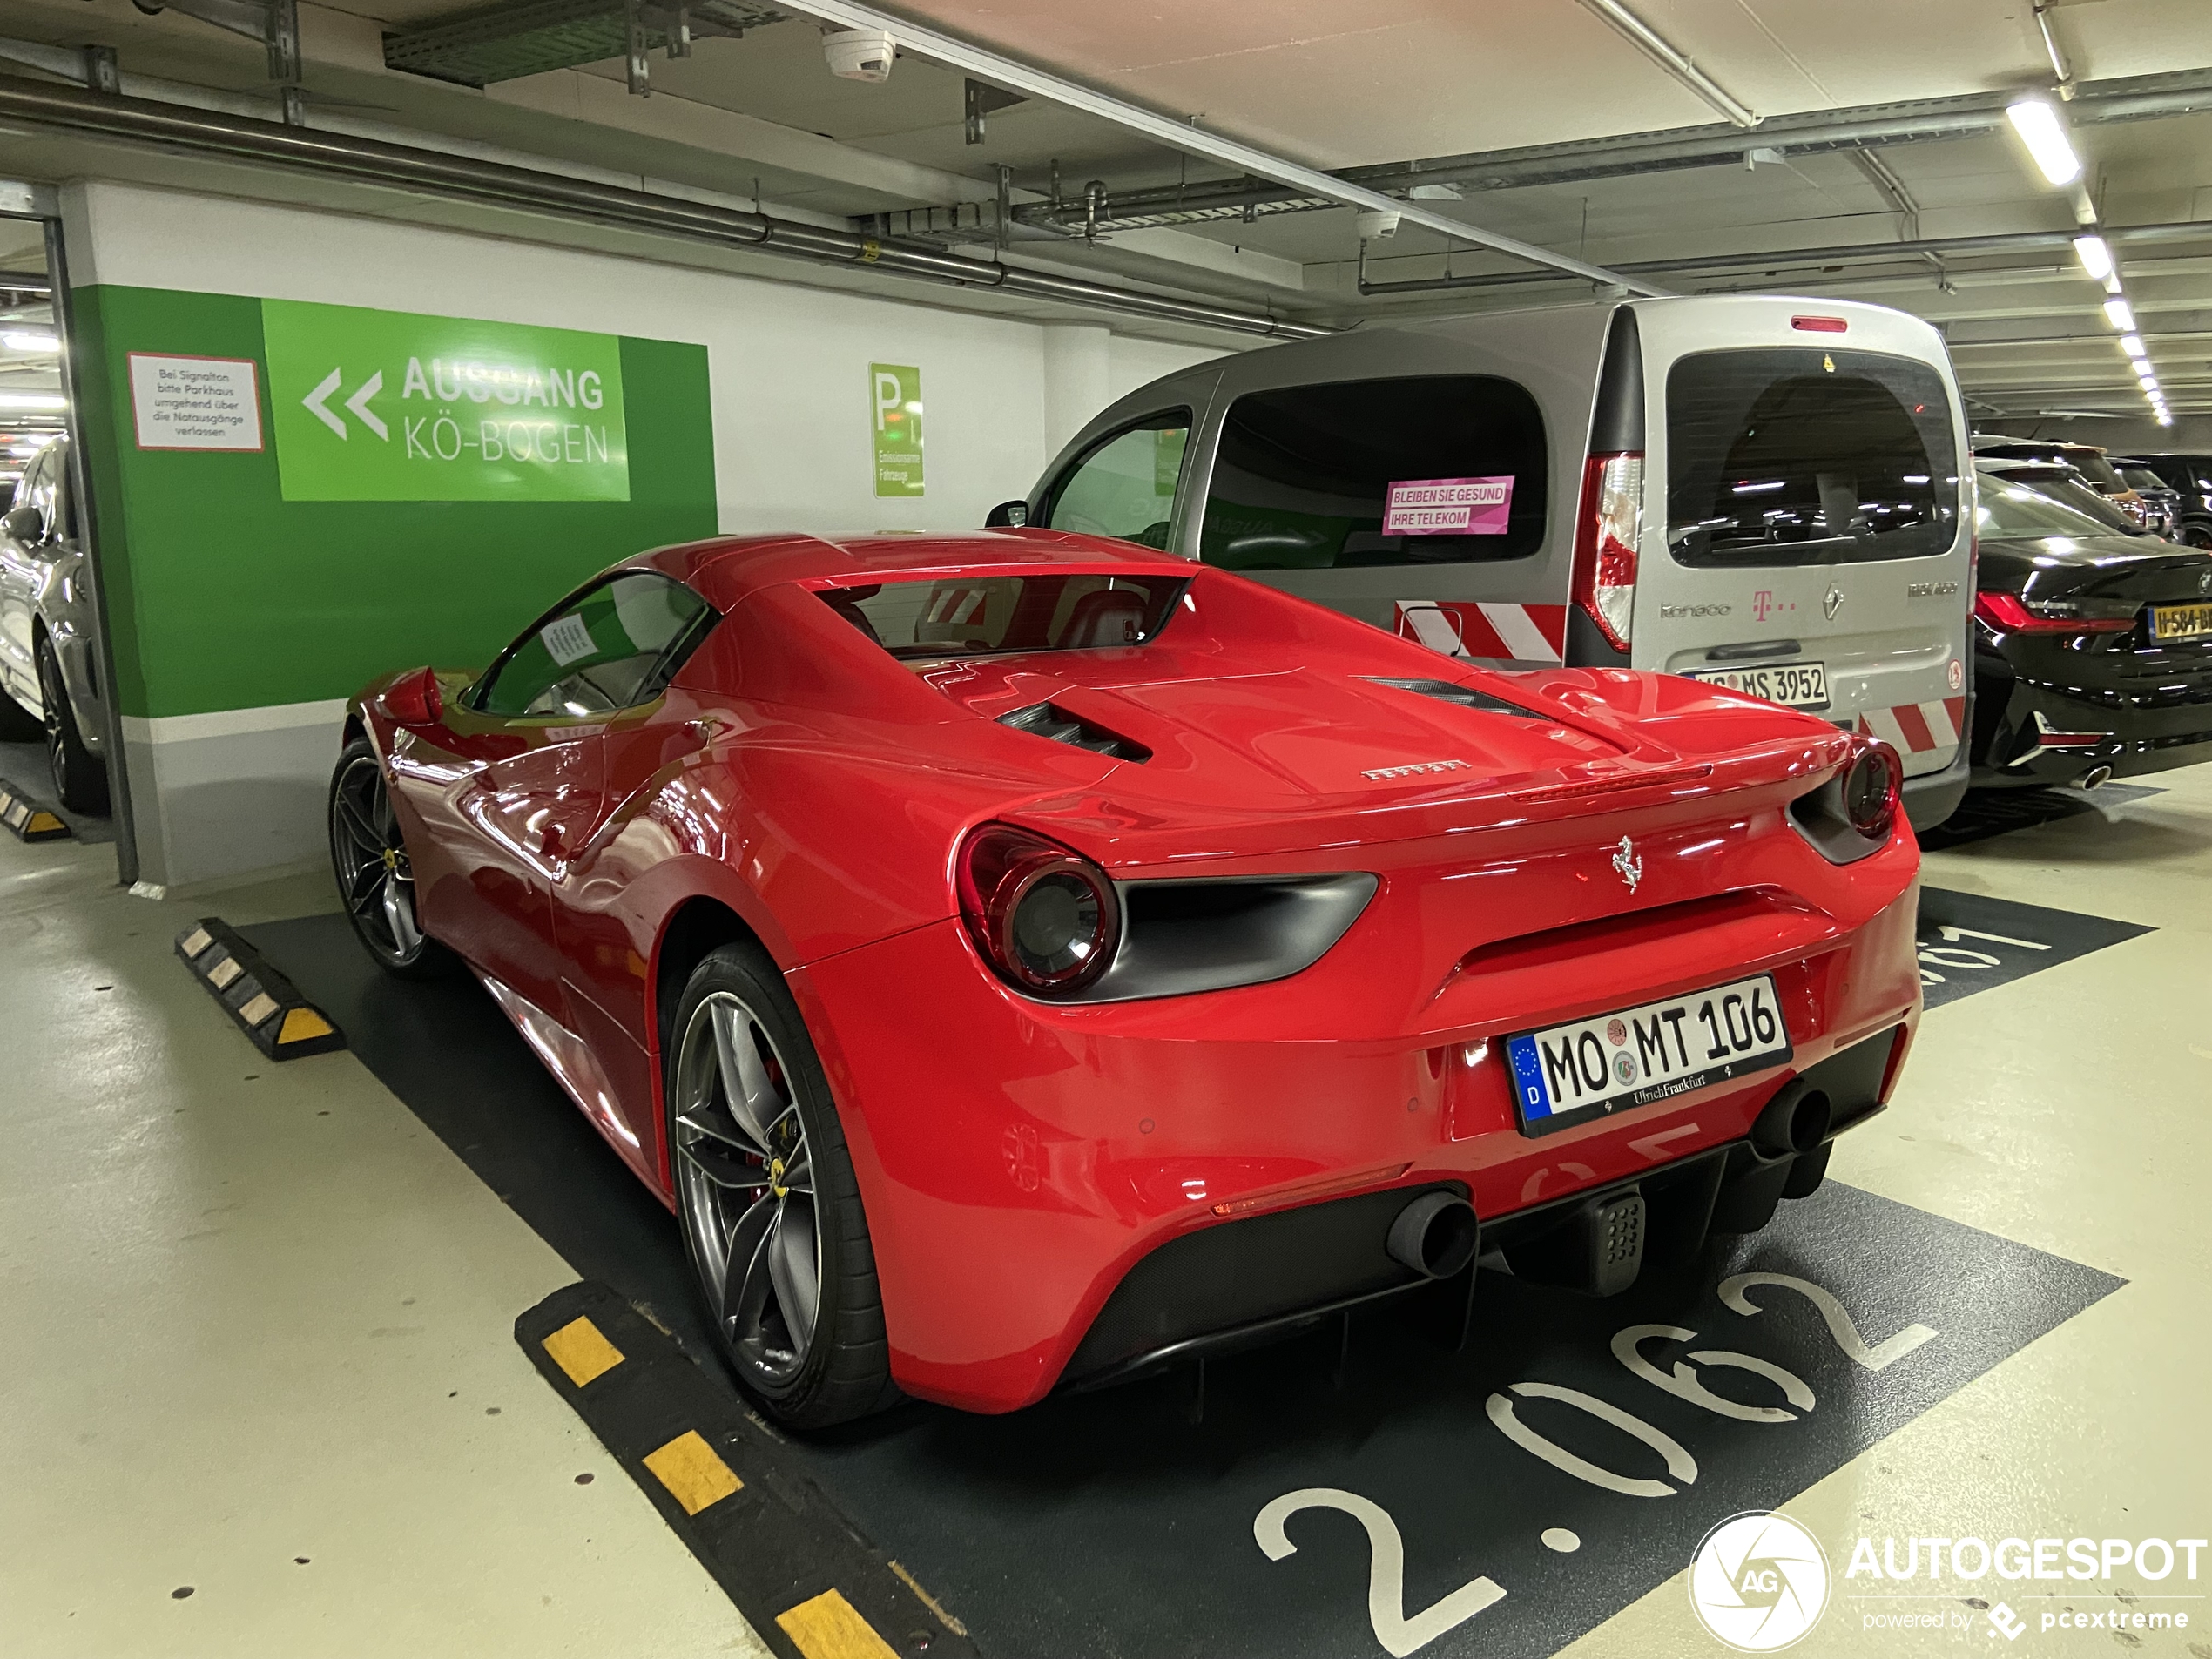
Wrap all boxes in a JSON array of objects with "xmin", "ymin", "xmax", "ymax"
[
  {"xmin": 0, "ymin": 843, "xmax": 765, "ymax": 1657},
  {"xmin": 2, "ymin": 768, "xmax": 2206, "ymax": 1658}
]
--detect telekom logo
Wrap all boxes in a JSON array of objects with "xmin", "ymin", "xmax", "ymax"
[{"xmin": 1752, "ymin": 589, "xmax": 1779, "ymax": 623}]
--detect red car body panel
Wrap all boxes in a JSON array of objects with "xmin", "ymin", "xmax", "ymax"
[{"xmin": 351, "ymin": 529, "xmax": 1923, "ymax": 1413}]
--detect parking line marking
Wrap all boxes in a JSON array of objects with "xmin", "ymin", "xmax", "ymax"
[
  {"xmin": 776, "ymin": 1588, "xmax": 902, "ymax": 1659},
  {"xmin": 642, "ymin": 1429, "xmax": 743, "ymax": 1515},
  {"xmin": 541, "ymin": 1315, "xmax": 624, "ymax": 1388}
]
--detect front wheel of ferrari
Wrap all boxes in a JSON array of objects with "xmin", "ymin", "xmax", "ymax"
[
  {"xmin": 668, "ymin": 943, "xmax": 897, "ymax": 1428},
  {"xmin": 328, "ymin": 737, "xmax": 453, "ymax": 980}
]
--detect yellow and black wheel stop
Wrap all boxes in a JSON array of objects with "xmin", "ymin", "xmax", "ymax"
[
  {"xmin": 174, "ymin": 918, "xmax": 346, "ymax": 1060},
  {"xmin": 0, "ymin": 778, "xmax": 70, "ymax": 842}
]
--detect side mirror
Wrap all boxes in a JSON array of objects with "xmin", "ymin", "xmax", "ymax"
[
  {"xmin": 376, "ymin": 665, "xmax": 444, "ymax": 726},
  {"xmin": 3, "ymin": 505, "xmax": 42, "ymax": 543},
  {"xmin": 984, "ymin": 499, "xmax": 1029, "ymax": 529}
]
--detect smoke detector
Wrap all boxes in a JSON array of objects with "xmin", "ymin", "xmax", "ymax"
[{"xmin": 825, "ymin": 28, "xmax": 897, "ymax": 82}]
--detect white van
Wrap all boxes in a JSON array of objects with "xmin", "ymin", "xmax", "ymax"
[{"xmin": 997, "ymin": 294, "xmax": 1975, "ymax": 828}]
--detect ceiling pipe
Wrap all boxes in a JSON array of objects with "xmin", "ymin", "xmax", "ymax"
[
  {"xmin": 1356, "ymin": 219, "xmax": 2212, "ymax": 297},
  {"xmin": 1021, "ymin": 67, "xmax": 2212, "ymax": 234},
  {"xmin": 0, "ymin": 74, "xmax": 1331, "ymax": 340},
  {"xmin": 2033, "ymin": 0, "xmax": 2077, "ymax": 101},
  {"xmin": 763, "ymin": 0, "xmax": 1668, "ymax": 294},
  {"xmin": 1571, "ymin": 0, "xmax": 1758, "ymax": 128}
]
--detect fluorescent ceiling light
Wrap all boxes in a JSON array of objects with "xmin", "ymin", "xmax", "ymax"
[
  {"xmin": 2104, "ymin": 298, "xmax": 2135, "ymax": 331},
  {"xmin": 2158, "ymin": 413, "xmax": 2175, "ymax": 425},
  {"xmin": 2120, "ymin": 334, "xmax": 2147, "ymax": 358},
  {"xmin": 0, "ymin": 331, "xmax": 58, "ymax": 353},
  {"xmin": 2134, "ymin": 360, "xmax": 2157, "ymax": 380},
  {"xmin": 0, "ymin": 392, "xmax": 64, "ymax": 410},
  {"xmin": 2072, "ymin": 235, "xmax": 2114, "ymax": 282},
  {"xmin": 2006, "ymin": 98, "xmax": 2083, "ymax": 185}
]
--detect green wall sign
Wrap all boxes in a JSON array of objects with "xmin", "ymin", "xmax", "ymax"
[
  {"xmin": 261, "ymin": 299, "xmax": 631, "ymax": 502},
  {"xmin": 74, "ymin": 285, "xmax": 717, "ymax": 720},
  {"xmin": 870, "ymin": 361, "xmax": 923, "ymax": 497}
]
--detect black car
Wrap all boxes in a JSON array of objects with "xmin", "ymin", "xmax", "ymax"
[
  {"xmin": 2123, "ymin": 453, "xmax": 2212, "ymax": 548},
  {"xmin": 1970, "ymin": 468, "xmax": 2212, "ymax": 786},
  {"xmin": 1973, "ymin": 435, "xmax": 2155, "ymax": 531},
  {"xmin": 2112, "ymin": 461, "xmax": 2181, "ymax": 539}
]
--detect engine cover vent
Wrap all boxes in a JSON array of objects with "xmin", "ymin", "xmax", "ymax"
[
  {"xmin": 998, "ymin": 700, "xmax": 1151, "ymax": 763},
  {"xmin": 1365, "ymin": 677, "xmax": 1541, "ymax": 718}
]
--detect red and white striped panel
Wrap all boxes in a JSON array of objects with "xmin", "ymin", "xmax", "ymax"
[
  {"xmin": 1857, "ymin": 697, "xmax": 1966, "ymax": 756},
  {"xmin": 1395, "ymin": 600, "xmax": 1568, "ymax": 664}
]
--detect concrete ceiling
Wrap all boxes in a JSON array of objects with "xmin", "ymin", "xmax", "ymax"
[{"xmin": 4, "ymin": 0, "xmax": 2212, "ymax": 414}]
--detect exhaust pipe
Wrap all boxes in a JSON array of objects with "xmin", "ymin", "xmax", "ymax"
[
  {"xmin": 2079, "ymin": 765, "xmax": 2114, "ymax": 789},
  {"xmin": 1387, "ymin": 1192, "xmax": 1480, "ymax": 1279},
  {"xmin": 1751, "ymin": 1080, "xmax": 1832, "ymax": 1160}
]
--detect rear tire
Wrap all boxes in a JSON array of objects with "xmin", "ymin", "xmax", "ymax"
[
  {"xmin": 36, "ymin": 636, "xmax": 107, "ymax": 815},
  {"xmin": 327, "ymin": 737, "xmax": 454, "ymax": 979},
  {"xmin": 666, "ymin": 941, "xmax": 898, "ymax": 1428}
]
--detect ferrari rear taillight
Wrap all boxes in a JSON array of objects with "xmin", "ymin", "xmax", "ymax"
[
  {"xmin": 1841, "ymin": 736, "xmax": 1903, "ymax": 841},
  {"xmin": 956, "ymin": 824, "xmax": 1121, "ymax": 998},
  {"xmin": 1973, "ymin": 590, "xmax": 2134, "ymax": 636},
  {"xmin": 1571, "ymin": 451, "xmax": 1642, "ymax": 652}
]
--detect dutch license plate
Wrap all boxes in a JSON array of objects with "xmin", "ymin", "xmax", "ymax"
[
  {"xmin": 1505, "ymin": 973, "xmax": 1793, "ymax": 1137},
  {"xmin": 1685, "ymin": 661, "xmax": 1829, "ymax": 708},
  {"xmin": 2149, "ymin": 601, "xmax": 2212, "ymax": 643}
]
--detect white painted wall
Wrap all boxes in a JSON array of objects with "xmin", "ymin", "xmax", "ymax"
[
  {"xmin": 62, "ymin": 180, "xmax": 1229, "ymax": 888},
  {"xmin": 66, "ymin": 182, "xmax": 1227, "ymax": 538}
]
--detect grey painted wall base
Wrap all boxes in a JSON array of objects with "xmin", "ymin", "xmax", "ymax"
[{"xmin": 120, "ymin": 699, "xmax": 346, "ymax": 888}]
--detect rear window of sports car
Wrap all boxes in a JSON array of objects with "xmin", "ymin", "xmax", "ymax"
[{"xmin": 820, "ymin": 574, "xmax": 1187, "ymax": 660}]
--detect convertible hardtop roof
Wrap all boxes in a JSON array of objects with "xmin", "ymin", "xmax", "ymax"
[{"xmin": 627, "ymin": 529, "xmax": 1188, "ymax": 611}]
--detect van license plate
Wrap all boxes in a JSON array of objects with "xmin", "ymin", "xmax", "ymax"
[
  {"xmin": 1505, "ymin": 973, "xmax": 1793, "ymax": 1137},
  {"xmin": 1685, "ymin": 660, "xmax": 1829, "ymax": 707},
  {"xmin": 2149, "ymin": 602, "xmax": 2212, "ymax": 642}
]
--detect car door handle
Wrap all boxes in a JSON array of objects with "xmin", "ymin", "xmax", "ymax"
[{"xmin": 1705, "ymin": 638, "xmax": 1803, "ymax": 662}]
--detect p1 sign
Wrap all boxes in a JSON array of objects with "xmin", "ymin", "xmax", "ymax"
[
  {"xmin": 261, "ymin": 299, "xmax": 631, "ymax": 502},
  {"xmin": 871, "ymin": 362, "xmax": 923, "ymax": 497}
]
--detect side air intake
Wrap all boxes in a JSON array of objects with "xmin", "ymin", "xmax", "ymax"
[{"xmin": 998, "ymin": 700, "xmax": 1151, "ymax": 762}]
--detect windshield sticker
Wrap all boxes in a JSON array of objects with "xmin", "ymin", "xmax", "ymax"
[
  {"xmin": 1385, "ymin": 475, "xmax": 1514, "ymax": 536},
  {"xmin": 540, "ymin": 613, "xmax": 597, "ymax": 666}
]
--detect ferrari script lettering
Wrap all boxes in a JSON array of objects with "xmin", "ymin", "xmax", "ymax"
[{"xmin": 1361, "ymin": 759, "xmax": 1472, "ymax": 781}]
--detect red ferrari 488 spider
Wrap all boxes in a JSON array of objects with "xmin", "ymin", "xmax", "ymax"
[{"xmin": 333, "ymin": 529, "xmax": 1921, "ymax": 1426}]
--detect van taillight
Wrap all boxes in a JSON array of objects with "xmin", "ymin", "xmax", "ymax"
[
  {"xmin": 1572, "ymin": 451, "xmax": 1642, "ymax": 653},
  {"xmin": 1791, "ymin": 315, "xmax": 1849, "ymax": 333}
]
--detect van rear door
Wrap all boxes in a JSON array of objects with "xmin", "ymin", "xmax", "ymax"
[{"xmin": 1633, "ymin": 300, "xmax": 1973, "ymax": 806}]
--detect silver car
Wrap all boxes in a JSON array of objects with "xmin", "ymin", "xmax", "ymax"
[
  {"xmin": 0, "ymin": 434, "xmax": 110, "ymax": 813},
  {"xmin": 1006, "ymin": 294, "xmax": 1976, "ymax": 830}
]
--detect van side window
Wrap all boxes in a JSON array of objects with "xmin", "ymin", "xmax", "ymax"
[
  {"xmin": 1199, "ymin": 375, "xmax": 1547, "ymax": 570},
  {"xmin": 1666, "ymin": 348, "xmax": 1960, "ymax": 567},
  {"xmin": 1038, "ymin": 413, "xmax": 1190, "ymax": 550}
]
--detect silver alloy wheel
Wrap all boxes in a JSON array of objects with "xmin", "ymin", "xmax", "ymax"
[
  {"xmin": 673, "ymin": 991, "xmax": 823, "ymax": 1386},
  {"xmin": 36, "ymin": 640, "xmax": 75, "ymax": 803},
  {"xmin": 330, "ymin": 753, "xmax": 424, "ymax": 961}
]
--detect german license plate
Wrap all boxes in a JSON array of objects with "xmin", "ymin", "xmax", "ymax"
[
  {"xmin": 1505, "ymin": 973, "xmax": 1793, "ymax": 1137},
  {"xmin": 1684, "ymin": 661, "xmax": 1828, "ymax": 707},
  {"xmin": 2149, "ymin": 601, "xmax": 2212, "ymax": 642}
]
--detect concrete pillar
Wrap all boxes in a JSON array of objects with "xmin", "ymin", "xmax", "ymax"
[{"xmin": 1040, "ymin": 324, "xmax": 1112, "ymax": 466}]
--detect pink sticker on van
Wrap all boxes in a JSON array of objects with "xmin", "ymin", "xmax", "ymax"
[{"xmin": 1384, "ymin": 475, "xmax": 1514, "ymax": 536}]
